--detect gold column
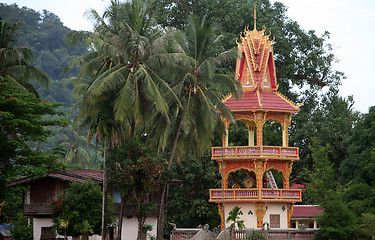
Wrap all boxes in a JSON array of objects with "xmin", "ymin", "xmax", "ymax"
[
  {"xmin": 255, "ymin": 112, "xmax": 266, "ymax": 146},
  {"xmin": 283, "ymin": 114, "xmax": 291, "ymax": 147},
  {"xmin": 282, "ymin": 127, "xmax": 287, "ymax": 147},
  {"xmin": 284, "ymin": 162, "xmax": 293, "ymax": 189},
  {"xmin": 248, "ymin": 126, "xmax": 255, "ymax": 146},
  {"xmin": 222, "ymin": 162, "xmax": 228, "ymax": 189},
  {"xmin": 255, "ymin": 161, "xmax": 266, "ymax": 189},
  {"xmin": 255, "ymin": 202, "xmax": 267, "ymax": 228},
  {"xmin": 287, "ymin": 203, "xmax": 294, "ymax": 228},
  {"xmin": 218, "ymin": 203, "xmax": 225, "ymax": 231}
]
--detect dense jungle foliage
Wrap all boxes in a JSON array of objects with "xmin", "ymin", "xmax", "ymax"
[{"xmin": 1, "ymin": 1, "xmax": 375, "ymax": 239}]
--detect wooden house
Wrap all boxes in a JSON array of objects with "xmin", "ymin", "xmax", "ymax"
[{"xmin": 8, "ymin": 169, "xmax": 160, "ymax": 240}]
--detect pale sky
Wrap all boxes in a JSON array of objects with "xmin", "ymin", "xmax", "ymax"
[{"xmin": 2, "ymin": 0, "xmax": 375, "ymax": 113}]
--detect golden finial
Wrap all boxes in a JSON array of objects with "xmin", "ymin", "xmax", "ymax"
[{"xmin": 254, "ymin": 5, "xmax": 257, "ymax": 31}]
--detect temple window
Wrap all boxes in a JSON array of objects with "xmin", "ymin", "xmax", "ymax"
[
  {"xmin": 263, "ymin": 120, "xmax": 282, "ymax": 146},
  {"xmin": 228, "ymin": 121, "xmax": 252, "ymax": 146},
  {"xmin": 228, "ymin": 169, "xmax": 256, "ymax": 189},
  {"xmin": 262, "ymin": 170, "xmax": 284, "ymax": 189}
]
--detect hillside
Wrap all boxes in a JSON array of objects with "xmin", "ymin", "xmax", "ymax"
[{"xmin": 0, "ymin": 3, "xmax": 87, "ymax": 107}]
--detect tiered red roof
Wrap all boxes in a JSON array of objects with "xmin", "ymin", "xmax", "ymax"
[
  {"xmin": 224, "ymin": 26, "xmax": 299, "ymax": 113},
  {"xmin": 292, "ymin": 205, "xmax": 323, "ymax": 218},
  {"xmin": 225, "ymin": 91, "xmax": 298, "ymax": 112}
]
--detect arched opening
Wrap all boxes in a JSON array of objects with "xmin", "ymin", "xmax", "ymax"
[
  {"xmin": 262, "ymin": 169, "xmax": 284, "ymax": 189},
  {"xmin": 263, "ymin": 120, "xmax": 282, "ymax": 146},
  {"xmin": 228, "ymin": 120, "xmax": 257, "ymax": 146},
  {"xmin": 228, "ymin": 169, "xmax": 256, "ymax": 189}
]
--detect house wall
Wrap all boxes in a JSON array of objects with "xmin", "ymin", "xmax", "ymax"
[
  {"xmin": 224, "ymin": 202, "xmax": 288, "ymax": 229},
  {"xmin": 264, "ymin": 203, "xmax": 288, "ymax": 229},
  {"xmin": 33, "ymin": 217, "xmax": 100, "ymax": 240},
  {"xmin": 30, "ymin": 178, "xmax": 69, "ymax": 204},
  {"xmin": 33, "ymin": 217, "xmax": 157, "ymax": 240},
  {"xmin": 224, "ymin": 202, "xmax": 257, "ymax": 228},
  {"xmin": 120, "ymin": 217, "xmax": 157, "ymax": 240},
  {"xmin": 33, "ymin": 218, "xmax": 51, "ymax": 240}
]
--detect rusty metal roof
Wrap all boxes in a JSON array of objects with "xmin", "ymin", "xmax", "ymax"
[
  {"xmin": 7, "ymin": 169, "xmax": 103, "ymax": 187},
  {"xmin": 292, "ymin": 205, "xmax": 323, "ymax": 218}
]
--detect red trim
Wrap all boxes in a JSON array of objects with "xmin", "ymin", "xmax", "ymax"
[
  {"xmin": 238, "ymin": 53, "xmax": 246, "ymax": 82},
  {"xmin": 268, "ymin": 52, "xmax": 277, "ymax": 90}
]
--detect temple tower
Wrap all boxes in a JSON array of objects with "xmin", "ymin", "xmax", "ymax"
[{"xmin": 209, "ymin": 15, "xmax": 302, "ymax": 230}]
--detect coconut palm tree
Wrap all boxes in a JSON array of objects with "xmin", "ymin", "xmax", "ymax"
[
  {"xmin": 0, "ymin": 18, "xmax": 50, "ymax": 96},
  {"xmin": 58, "ymin": 127, "xmax": 94, "ymax": 169},
  {"xmin": 66, "ymin": 0, "xmax": 178, "ymax": 239},
  {"xmin": 227, "ymin": 206, "xmax": 245, "ymax": 240},
  {"xmin": 67, "ymin": 0, "xmax": 178, "ymax": 134},
  {"xmin": 149, "ymin": 15, "xmax": 242, "ymax": 239},
  {"xmin": 150, "ymin": 15, "xmax": 241, "ymax": 167}
]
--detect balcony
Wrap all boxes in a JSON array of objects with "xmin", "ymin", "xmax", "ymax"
[
  {"xmin": 211, "ymin": 146, "xmax": 298, "ymax": 160},
  {"xmin": 24, "ymin": 203, "xmax": 52, "ymax": 217},
  {"xmin": 209, "ymin": 188, "xmax": 302, "ymax": 203}
]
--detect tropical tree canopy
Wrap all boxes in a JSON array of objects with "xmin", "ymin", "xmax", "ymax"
[
  {"xmin": 0, "ymin": 83, "xmax": 66, "ymax": 199},
  {"xmin": 68, "ymin": 0, "xmax": 179, "ymax": 143},
  {"xmin": 51, "ymin": 181, "xmax": 112, "ymax": 238},
  {"xmin": 149, "ymin": 15, "xmax": 242, "ymax": 166},
  {"xmin": 0, "ymin": 17, "xmax": 50, "ymax": 96}
]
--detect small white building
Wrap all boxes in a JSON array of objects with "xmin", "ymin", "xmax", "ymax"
[{"xmin": 290, "ymin": 205, "xmax": 322, "ymax": 229}]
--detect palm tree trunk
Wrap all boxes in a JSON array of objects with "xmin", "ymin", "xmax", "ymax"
[
  {"xmin": 157, "ymin": 120, "xmax": 183, "ymax": 240},
  {"xmin": 130, "ymin": 118, "xmax": 135, "ymax": 139},
  {"xmin": 115, "ymin": 121, "xmax": 134, "ymax": 240},
  {"xmin": 137, "ymin": 216, "xmax": 146, "ymax": 240},
  {"xmin": 101, "ymin": 140, "xmax": 108, "ymax": 240}
]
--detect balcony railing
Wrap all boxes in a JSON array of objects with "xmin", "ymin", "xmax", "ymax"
[
  {"xmin": 171, "ymin": 228, "xmax": 318, "ymax": 240},
  {"xmin": 212, "ymin": 146, "xmax": 298, "ymax": 160},
  {"xmin": 24, "ymin": 203, "xmax": 52, "ymax": 216},
  {"xmin": 209, "ymin": 188, "xmax": 302, "ymax": 203}
]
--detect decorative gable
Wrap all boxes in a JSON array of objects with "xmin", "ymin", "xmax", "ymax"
[
  {"xmin": 235, "ymin": 27, "xmax": 277, "ymax": 91},
  {"xmin": 227, "ymin": 22, "xmax": 299, "ymax": 113}
]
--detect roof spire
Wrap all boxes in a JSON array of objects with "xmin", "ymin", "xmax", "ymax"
[{"xmin": 254, "ymin": 5, "xmax": 257, "ymax": 31}]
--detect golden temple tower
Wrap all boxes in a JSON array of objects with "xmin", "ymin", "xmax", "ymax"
[{"xmin": 209, "ymin": 11, "xmax": 302, "ymax": 230}]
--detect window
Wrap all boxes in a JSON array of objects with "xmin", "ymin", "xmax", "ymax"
[
  {"xmin": 41, "ymin": 227, "xmax": 55, "ymax": 238},
  {"xmin": 113, "ymin": 190, "xmax": 121, "ymax": 203},
  {"xmin": 270, "ymin": 214, "xmax": 280, "ymax": 228}
]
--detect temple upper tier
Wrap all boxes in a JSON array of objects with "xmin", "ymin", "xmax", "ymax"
[{"xmin": 224, "ymin": 27, "xmax": 299, "ymax": 113}]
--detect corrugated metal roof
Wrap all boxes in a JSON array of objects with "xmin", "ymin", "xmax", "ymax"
[
  {"xmin": 7, "ymin": 169, "xmax": 103, "ymax": 187},
  {"xmin": 292, "ymin": 205, "xmax": 323, "ymax": 218}
]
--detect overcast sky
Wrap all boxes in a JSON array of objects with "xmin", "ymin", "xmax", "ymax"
[{"xmin": 2, "ymin": 0, "xmax": 375, "ymax": 113}]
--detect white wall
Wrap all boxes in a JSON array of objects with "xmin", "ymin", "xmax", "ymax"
[
  {"xmin": 264, "ymin": 203, "xmax": 288, "ymax": 229},
  {"xmin": 33, "ymin": 218, "xmax": 53, "ymax": 240},
  {"xmin": 224, "ymin": 202, "xmax": 257, "ymax": 229},
  {"xmin": 223, "ymin": 202, "xmax": 289, "ymax": 229},
  {"xmin": 33, "ymin": 218, "xmax": 103, "ymax": 240},
  {"xmin": 33, "ymin": 217, "xmax": 157, "ymax": 240},
  {"xmin": 120, "ymin": 217, "xmax": 157, "ymax": 240}
]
